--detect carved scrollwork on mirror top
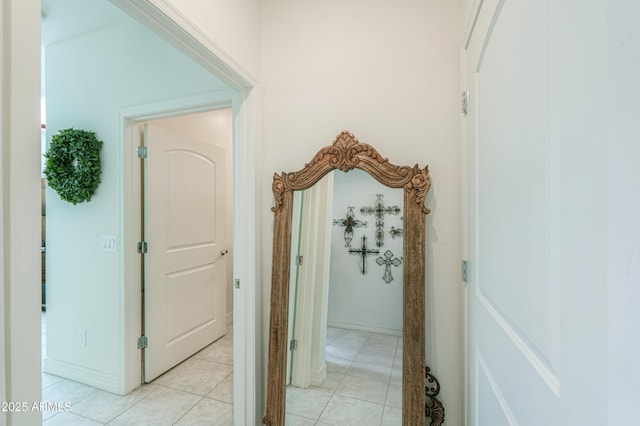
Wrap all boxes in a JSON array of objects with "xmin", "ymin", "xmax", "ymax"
[
  {"xmin": 271, "ymin": 131, "xmax": 431, "ymax": 214},
  {"xmin": 264, "ymin": 131, "xmax": 443, "ymax": 426}
]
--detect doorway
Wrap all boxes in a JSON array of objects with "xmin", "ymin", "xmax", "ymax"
[
  {"xmin": 141, "ymin": 110, "xmax": 233, "ymax": 382},
  {"xmin": 36, "ymin": 1, "xmax": 258, "ymax": 425},
  {"xmin": 4, "ymin": 0, "xmax": 258, "ymax": 423}
]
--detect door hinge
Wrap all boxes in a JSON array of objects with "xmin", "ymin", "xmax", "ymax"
[
  {"xmin": 461, "ymin": 260, "xmax": 469, "ymax": 283},
  {"xmin": 461, "ymin": 90, "xmax": 470, "ymax": 115},
  {"xmin": 137, "ymin": 146, "xmax": 148, "ymax": 159},
  {"xmin": 295, "ymin": 255, "xmax": 304, "ymax": 266},
  {"xmin": 234, "ymin": 279, "xmax": 240, "ymax": 289},
  {"xmin": 289, "ymin": 339, "xmax": 298, "ymax": 351},
  {"xmin": 137, "ymin": 241, "xmax": 148, "ymax": 254},
  {"xmin": 137, "ymin": 335, "xmax": 148, "ymax": 349}
]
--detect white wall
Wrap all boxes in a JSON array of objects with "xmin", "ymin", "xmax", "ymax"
[
  {"xmin": 328, "ymin": 169, "xmax": 404, "ymax": 335},
  {"xmin": 607, "ymin": 0, "xmax": 640, "ymax": 422},
  {"xmin": 259, "ymin": 0, "xmax": 463, "ymax": 422},
  {"xmin": 152, "ymin": 110, "xmax": 234, "ymax": 324},
  {"xmin": 44, "ymin": 14, "xmax": 228, "ymax": 393}
]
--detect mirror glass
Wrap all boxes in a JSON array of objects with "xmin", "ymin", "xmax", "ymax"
[{"xmin": 284, "ymin": 170, "xmax": 404, "ymax": 424}]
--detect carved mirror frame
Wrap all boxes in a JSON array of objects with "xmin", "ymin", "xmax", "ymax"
[{"xmin": 264, "ymin": 131, "xmax": 431, "ymax": 425}]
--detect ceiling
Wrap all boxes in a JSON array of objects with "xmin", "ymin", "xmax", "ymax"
[
  {"xmin": 41, "ymin": 0, "xmax": 129, "ymax": 109},
  {"xmin": 41, "ymin": 0, "xmax": 128, "ymax": 46},
  {"xmin": 39, "ymin": 0, "xmax": 229, "ymax": 106}
]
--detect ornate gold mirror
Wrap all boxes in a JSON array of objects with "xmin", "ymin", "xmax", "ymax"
[{"xmin": 263, "ymin": 131, "xmax": 436, "ymax": 425}]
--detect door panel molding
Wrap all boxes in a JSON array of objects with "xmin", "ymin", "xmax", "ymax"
[
  {"xmin": 477, "ymin": 288, "xmax": 560, "ymax": 395},
  {"xmin": 476, "ymin": 350, "xmax": 516, "ymax": 425},
  {"xmin": 465, "ymin": 0, "xmax": 506, "ymax": 71}
]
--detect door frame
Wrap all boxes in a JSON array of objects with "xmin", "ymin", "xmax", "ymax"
[
  {"xmin": 125, "ymin": 95, "xmax": 233, "ymax": 386},
  {"xmin": 4, "ymin": 0, "xmax": 259, "ymax": 424},
  {"xmin": 118, "ymin": 88, "xmax": 256, "ymax": 424},
  {"xmin": 107, "ymin": 3, "xmax": 260, "ymax": 424}
]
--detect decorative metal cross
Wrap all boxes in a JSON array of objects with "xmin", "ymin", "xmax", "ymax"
[
  {"xmin": 360, "ymin": 194, "xmax": 401, "ymax": 247},
  {"xmin": 333, "ymin": 207, "xmax": 367, "ymax": 247},
  {"xmin": 376, "ymin": 250, "xmax": 402, "ymax": 283},
  {"xmin": 348, "ymin": 235, "xmax": 380, "ymax": 275},
  {"xmin": 390, "ymin": 217, "xmax": 404, "ymax": 239}
]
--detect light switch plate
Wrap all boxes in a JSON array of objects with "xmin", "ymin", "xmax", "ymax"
[{"xmin": 100, "ymin": 235, "xmax": 117, "ymax": 252}]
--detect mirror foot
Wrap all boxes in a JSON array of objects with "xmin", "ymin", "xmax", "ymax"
[{"xmin": 425, "ymin": 366, "xmax": 445, "ymax": 425}]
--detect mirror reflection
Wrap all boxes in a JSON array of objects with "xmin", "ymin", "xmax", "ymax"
[{"xmin": 284, "ymin": 169, "xmax": 404, "ymax": 425}]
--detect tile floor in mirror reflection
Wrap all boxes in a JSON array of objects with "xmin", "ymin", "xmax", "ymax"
[
  {"xmin": 41, "ymin": 313, "xmax": 233, "ymax": 425},
  {"xmin": 285, "ymin": 327, "xmax": 403, "ymax": 426}
]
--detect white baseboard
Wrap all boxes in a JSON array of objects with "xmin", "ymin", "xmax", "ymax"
[
  {"xmin": 327, "ymin": 320, "xmax": 402, "ymax": 337},
  {"xmin": 43, "ymin": 357, "xmax": 122, "ymax": 394},
  {"xmin": 309, "ymin": 364, "xmax": 328, "ymax": 387}
]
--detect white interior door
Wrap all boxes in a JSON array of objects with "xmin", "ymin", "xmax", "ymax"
[
  {"xmin": 143, "ymin": 123, "xmax": 227, "ymax": 382},
  {"xmin": 463, "ymin": 0, "xmax": 610, "ymax": 424},
  {"xmin": 463, "ymin": 0, "xmax": 560, "ymax": 423}
]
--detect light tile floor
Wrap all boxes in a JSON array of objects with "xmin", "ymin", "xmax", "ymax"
[
  {"xmin": 41, "ymin": 313, "xmax": 233, "ymax": 425},
  {"xmin": 285, "ymin": 327, "xmax": 403, "ymax": 426},
  {"xmin": 41, "ymin": 316, "xmax": 401, "ymax": 426}
]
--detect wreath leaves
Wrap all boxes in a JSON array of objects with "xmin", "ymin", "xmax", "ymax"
[{"xmin": 44, "ymin": 128, "xmax": 104, "ymax": 205}]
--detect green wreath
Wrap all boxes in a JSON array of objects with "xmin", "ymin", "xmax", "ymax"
[{"xmin": 44, "ymin": 128, "xmax": 104, "ymax": 205}]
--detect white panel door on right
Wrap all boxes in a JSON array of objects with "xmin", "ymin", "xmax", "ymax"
[{"xmin": 463, "ymin": 0, "xmax": 560, "ymax": 423}]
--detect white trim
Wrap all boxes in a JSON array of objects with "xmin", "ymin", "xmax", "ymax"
[
  {"xmin": 118, "ymin": 91, "xmax": 234, "ymax": 122},
  {"xmin": 42, "ymin": 358, "xmax": 121, "ymax": 394},
  {"xmin": 108, "ymin": 0, "xmax": 257, "ymax": 90},
  {"xmin": 231, "ymin": 87, "xmax": 260, "ymax": 426},
  {"xmin": 0, "ymin": 1, "xmax": 7, "ymax": 413},
  {"xmin": 121, "ymin": 119, "xmax": 143, "ymax": 394},
  {"xmin": 118, "ymin": 85, "xmax": 258, "ymax": 425},
  {"xmin": 3, "ymin": 2, "xmax": 42, "ymax": 425},
  {"xmin": 109, "ymin": 6, "xmax": 262, "ymax": 418},
  {"xmin": 309, "ymin": 365, "xmax": 327, "ymax": 387}
]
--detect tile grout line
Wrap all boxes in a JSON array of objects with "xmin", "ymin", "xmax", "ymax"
[{"xmin": 170, "ymin": 395, "xmax": 206, "ymax": 426}]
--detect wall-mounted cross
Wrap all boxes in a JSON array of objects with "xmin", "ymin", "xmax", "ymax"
[
  {"xmin": 390, "ymin": 217, "xmax": 404, "ymax": 239},
  {"xmin": 360, "ymin": 194, "xmax": 401, "ymax": 247},
  {"xmin": 348, "ymin": 235, "xmax": 380, "ymax": 275},
  {"xmin": 333, "ymin": 207, "xmax": 367, "ymax": 247},
  {"xmin": 376, "ymin": 250, "xmax": 402, "ymax": 283}
]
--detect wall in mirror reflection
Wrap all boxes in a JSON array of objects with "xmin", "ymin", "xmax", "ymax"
[{"xmin": 329, "ymin": 169, "xmax": 403, "ymax": 334}]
